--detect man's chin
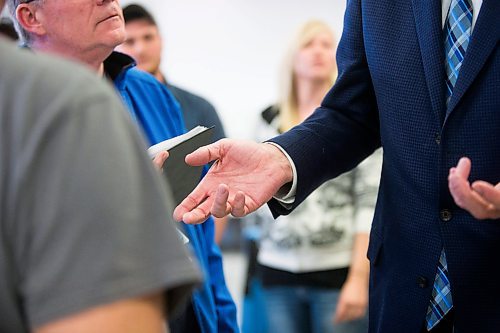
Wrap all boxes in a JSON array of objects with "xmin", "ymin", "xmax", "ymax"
[{"xmin": 105, "ymin": 30, "xmax": 126, "ymax": 50}]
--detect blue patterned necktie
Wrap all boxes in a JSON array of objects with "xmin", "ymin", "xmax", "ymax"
[
  {"xmin": 426, "ymin": 251, "xmax": 454, "ymax": 330},
  {"xmin": 443, "ymin": 0, "xmax": 473, "ymax": 105},
  {"xmin": 425, "ymin": 0, "xmax": 473, "ymax": 330}
]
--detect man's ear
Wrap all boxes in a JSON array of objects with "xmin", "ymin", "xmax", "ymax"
[{"xmin": 16, "ymin": 3, "xmax": 46, "ymax": 36}]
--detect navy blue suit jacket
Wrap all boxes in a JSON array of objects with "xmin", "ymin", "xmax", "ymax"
[{"xmin": 269, "ymin": 1, "xmax": 499, "ymax": 332}]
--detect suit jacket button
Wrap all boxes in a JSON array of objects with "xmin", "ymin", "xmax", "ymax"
[
  {"xmin": 440, "ymin": 209, "xmax": 452, "ymax": 222},
  {"xmin": 417, "ymin": 276, "xmax": 428, "ymax": 288},
  {"xmin": 435, "ymin": 133, "xmax": 441, "ymax": 145}
]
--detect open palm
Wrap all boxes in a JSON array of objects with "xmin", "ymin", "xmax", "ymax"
[
  {"xmin": 449, "ymin": 157, "xmax": 500, "ymax": 219},
  {"xmin": 174, "ymin": 139, "xmax": 293, "ymax": 224}
]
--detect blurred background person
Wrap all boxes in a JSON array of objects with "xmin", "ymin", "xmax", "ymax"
[
  {"xmin": 118, "ymin": 3, "xmax": 230, "ymax": 245},
  {"xmin": 243, "ymin": 20, "xmax": 382, "ymax": 333},
  {"xmin": 118, "ymin": 3, "xmax": 226, "ymax": 142}
]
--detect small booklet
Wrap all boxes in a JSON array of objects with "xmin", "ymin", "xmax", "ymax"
[{"xmin": 148, "ymin": 126, "xmax": 214, "ymax": 206}]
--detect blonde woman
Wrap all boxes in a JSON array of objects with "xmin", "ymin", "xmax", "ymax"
[{"xmin": 252, "ymin": 20, "xmax": 382, "ymax": 333}]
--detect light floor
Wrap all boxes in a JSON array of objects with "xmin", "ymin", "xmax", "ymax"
[{"xmin": 221, "ymin": 250, "xmax": 248, "ymax": 327}]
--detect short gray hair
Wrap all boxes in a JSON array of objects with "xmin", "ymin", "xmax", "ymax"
[{"xmin": 7, "ymin": 0, "xmax": 43, "ymax": 46}]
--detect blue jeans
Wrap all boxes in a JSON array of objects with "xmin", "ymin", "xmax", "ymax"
[{"xmin": 263, "ymin": 286, "xmax": 368, "ymax": 333}]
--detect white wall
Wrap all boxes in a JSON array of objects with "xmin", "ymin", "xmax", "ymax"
[{"xmin": 121, "ymin": 0, "xmax": 346, "ymax": 139}]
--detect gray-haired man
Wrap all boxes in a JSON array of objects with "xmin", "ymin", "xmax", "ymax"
[{"xmin": 0, "ymin": 1, "xmax": 201, "ymax": 332}]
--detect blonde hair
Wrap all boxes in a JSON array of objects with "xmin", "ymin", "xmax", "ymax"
[{"xmin": 278, "ymin": 20, "xmax": 337, "ymax": 132}]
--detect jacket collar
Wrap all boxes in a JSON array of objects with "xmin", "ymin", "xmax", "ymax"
[
  {"xmin": 411, "ymin": 0, "xmax": 499, "ymax": 126},
  {"xmin": 411, "ymin": 0, "xmax": 446, "ymax": 126},
  {"xmin": 103, "ymin": 51, "xmax": 136, "ymax": 81},
  {"xmin": 444, "ymin": 0, "xmax": 499, "ymax": 120}
]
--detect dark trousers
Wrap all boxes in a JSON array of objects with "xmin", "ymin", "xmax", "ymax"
[{"xmin": 421, "ymin": 310, "xmax": 455, "ymax": 333}]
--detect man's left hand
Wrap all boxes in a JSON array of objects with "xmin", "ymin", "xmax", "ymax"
[{"xmin": 448, "ymin": 157, "xmax": 500, "ymax": 219}]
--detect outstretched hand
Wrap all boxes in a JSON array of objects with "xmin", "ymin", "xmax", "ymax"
[
  {"xmin": 448, "ymin": 157, "xmax": 500, "ymax": 219},
  {"xmin": 173, "ymin": 139, "xmax": 293, "ymax": 224}
]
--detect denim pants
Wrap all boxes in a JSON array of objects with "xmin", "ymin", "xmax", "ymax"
[{"xmin": 263, "ymin": 286, "xmax": 368, "ymax": 333}]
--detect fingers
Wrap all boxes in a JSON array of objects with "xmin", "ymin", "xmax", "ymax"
[
  {"xmin": 448, "ymin": 159, "xmax": 498, "ymax": 219},
  {"xmin": 472, "ymin": 181, "xmax": 500, "ymax": 207},
  {"xmin": 185, "ymin": 186, "xmax": 247, "ymax": 222},
  {"xmin": 152, "ymin": 151, "xmax": 169, "ymax": 170},
  {"xmin": 181, "ymin": 209, "xmax": 211, "ymax": 224},
  {"xmin": 449, "ymin": 171, "xmax": 489, "ymax": 219},
  {"xmin": 177, "ymin": 197, "xmax": 214, "ymax": 224},
  {"xmin": 231, "ymin": 191, "xmax": 247, "ymax": 217},
  {"xmin": 174, "ymin": 184, "xmax": 235, "ymax": 223},
  {"xmin": 471, "ymin": 181, "xmax": 500, "ymax": 219},
  {"xmin": 185, "ymin": 140, "xmax": 225, "ymax": 166},
  {"xmin": 211, "ymin": 184, "xmax": 232, "ymax": 218},
  {"xmin": 174, "ymin": 191, "xmax": 212, "ymax": 222}
]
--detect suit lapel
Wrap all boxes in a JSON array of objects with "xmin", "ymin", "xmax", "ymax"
[
  {"xmin": 411, "ymin": 0, "xmax": 446, "ymax": 125},
  {"xmin": 445, "ymin": 0, "xmax": 500, "ymax": 118}
]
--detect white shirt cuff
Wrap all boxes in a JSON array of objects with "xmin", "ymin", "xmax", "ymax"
[{"xmin": 264, "ymin": 142, "xmax": 297, "ymax": 205}]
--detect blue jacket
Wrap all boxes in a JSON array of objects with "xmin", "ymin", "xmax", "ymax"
[
  {"xmin": 105, "ymin": 52, "xmax": 239, "ymax": 333},
  {"xmin": 269, "ymin": 1, "xmax": 499, "ymax": 332}
]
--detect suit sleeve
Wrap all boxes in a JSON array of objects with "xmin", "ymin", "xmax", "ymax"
[{"xmin": 268, "ymin": 0, "xmax": 381, "ymax": 216}]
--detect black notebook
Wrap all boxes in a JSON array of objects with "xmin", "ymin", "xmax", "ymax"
[{"xmin": 148, "ymin": 126, "xmax": 214, "ymax": 206}]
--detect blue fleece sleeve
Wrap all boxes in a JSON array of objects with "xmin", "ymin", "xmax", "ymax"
[{"xmin": 202, "ymin": 219, "xmax": 239, "ymax": 332}]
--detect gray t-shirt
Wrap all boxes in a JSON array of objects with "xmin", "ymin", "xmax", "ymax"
[{"xmin": 0, "ymin": 40, "xmax": 201, "ymax": 332}]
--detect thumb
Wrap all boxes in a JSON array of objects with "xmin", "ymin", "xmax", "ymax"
[
  {"xmin": 185, "ymin": 140, "xmax": 224, "ymax": 166},
  {"xmin": 455, "ymin": 157, "xmax": 471, "ymax": 180},
  {"xmin": 334, "ymin": 297, "xmax": 347, "ymax": 323}
]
